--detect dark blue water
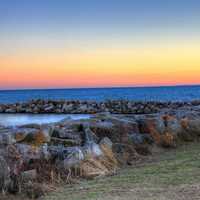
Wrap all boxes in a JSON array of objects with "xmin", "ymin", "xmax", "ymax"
[{"xmin": 0, "ymin": 86, "xmax": 200, "ymax": 103}]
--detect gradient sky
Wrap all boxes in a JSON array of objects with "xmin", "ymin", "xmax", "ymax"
[{"xmin": 0, "ymin": 0, "xmax": 200, "ymax": 89}]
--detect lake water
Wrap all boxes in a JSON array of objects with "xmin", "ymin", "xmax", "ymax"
[
  {"xmin": 0, "ymin": 86, "xmax": 200, "ymax": 103},
  {"xmin": 0, "ymin": 114, "xmax": 90, "ymax": 127}
]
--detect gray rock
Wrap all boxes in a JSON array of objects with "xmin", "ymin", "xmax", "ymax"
[
  {"xmin": 129, "ymin": 133, "xmax": 153, "ymax": 145},
  {"xmin": 155, "ymin": 117, "xmax": 166, "ymax": 134},
  {"xmin": 62, "ymin": 103, "xmax": 73, "ymax": 112},
  {"xmin": 44, "ymin": 105, "xmax": 54, "ymax": 112},
  {"xmin": 165, "ymin": 117, "xmax": 182, "ymax": 136},
  {"xmin": 78, "ymin": 104, "xmax": 88, "ymax": 112},
  {"xmin": 49, "ymin": 146, "xmax": 84, "ymax": 169},
  {"xmin": 52, "ymin": 127, "xmax": 80, "ymax": 140},
  {"xmin": 0, "ymin": 133, "xmax": 16, "ymax": 145},
  {"xmin": 99, "ymin": 137, "xmax": 113, "ymax": 148},
  {"xmin": 0, "ymin": 156, "xmax": 10, "ymax": 192},
  {"xmin": 5, "ymin": 108, "xmax": 16, "ymax": 113},
  {"xmin": 82, "ymin": 142, "xmax": 102, "ymax": 158},
  {"xmin": 186, "ymin": 119, "xmax": 200, "ymax": 135},
  {"xmin": 0, "ymin": 106, "xmax": 3, "ymax": 113},
  {"xmin": 62, "ymin": 147, "xmax": 84, "ymax": 169},
  {"xmin": 83, "ymin": 126, "xmax": 99, "ymax": 144},
  {"xmin": 15, "ymin": 143, "xmax": 50, "ymax": 163}
]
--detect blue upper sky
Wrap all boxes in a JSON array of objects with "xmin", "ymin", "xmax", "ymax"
[
  {"xmin": 1, "ymin": 0, "xmax": 200, "ymax": 36},
  {"xmin": 0, "ymin": 0, "xmax": 200, "ymax": 55}
]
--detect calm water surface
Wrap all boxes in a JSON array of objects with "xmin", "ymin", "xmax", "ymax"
[
  {"xmin": 0, "ymin": 86, "xmax": 200, "ymax": 103},
  {"xmin": 0, "ymin": 114, "xmax": 90, "ymax": 127}
]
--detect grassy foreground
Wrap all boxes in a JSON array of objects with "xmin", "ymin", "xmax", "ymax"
[{"xmin": 44, "ymin": 142, "xmax": 200, "ymax": 200}]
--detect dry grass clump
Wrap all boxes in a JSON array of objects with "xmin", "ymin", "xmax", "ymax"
[{"xmin": 79, "ymin": 144, "xmax": 118, "ymax": 179}]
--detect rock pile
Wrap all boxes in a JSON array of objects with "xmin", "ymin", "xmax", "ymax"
[
  {"xmin": 0, "ymin": 106, "xmax": 200, "ymax": 198},
  {"xmin": 1, "ymin": 99, "xmax": 200, "ymax": 114}
]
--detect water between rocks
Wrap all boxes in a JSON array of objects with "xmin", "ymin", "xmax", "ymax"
[{"xmin": 0, "ymin": 113, "xmax": 91, "ymax": 127}]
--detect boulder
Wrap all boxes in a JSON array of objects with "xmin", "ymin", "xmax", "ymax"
[
  {"xmin": 186, "ymin": 119, "xmax": 200, "ymax": 135},
  {"xmin": 129, "ymin": 133, "xmax": 153, "ymax": 145},
  {"xmin": 74, "ymin": 104, "xmax": 87, "ymax": 113},
  {"xmin": 62, "ymin": 147, "xmax": 85, "ymax": 169},
  {"xmin": 14, "ymin": 127, "xmax": 51, "ymax": 145},
  {"xmin": 99, "ymin": 137, "xmax": 113, "ymax": 148},
  {"xmin": 44, "ymin": 104, "xmax": 54, "ymax": 112},
  {"xmin": 0, "ymin": 156, "xmax": 10, "ymax": 193},
  {"xmin": 90, "ymin": 121, "xmax": 115, "ymax": 141},
  {"xmin": 82, "ymin": 143, "xmax": 102, "ymax": 158},
  {"xmin": 0, "ymin": 106, "xmax": 3, "ymax": 113},
  {"xmin": 51, "ymin": 137, "xmax": 80, "ymax": 146},
  {"xmin": 83, "ymin": 126, "xmax": 99, "ymax": 144},
  {"xmin": 15, "ymin": 143, "xmax": 50, "ymax": 163},
  {"xmin": 49, "ymin": 145, "xmax": 84, "ymax": 171},
  {"xmin": 179, "ymin": 118, "xmax": 200, "ymax": 141},
  {"xmin": 136, "ymin": 116, "xmax": 178, "ymax": 147},
  {"xmin": 0, "ymin": 132, "xmax": 16, "ymax": 145},
  {"xmin": 14, "ymin": 128, "xmax": 39, "ymax": 143},
  {"xmin": 163, "ymin": 115, "xmax": 182, "ymax": 136},
  {"xmin": 51, "ymin": 127, "xmax": 82, "ymax": 144},
  {"xmin": 62, "ymin": 103, "xmax": 73, "ymax": 112},
  {"xmin": 5, "ymin": 108, "xmax": 16, "ymax": 113}
]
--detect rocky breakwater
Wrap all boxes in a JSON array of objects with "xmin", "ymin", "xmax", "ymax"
[
  {"xmin": 0, "ymin": 106, "xmax": 200, "ymax": 198},
  {"xmin": 1, "ymin": 99, "xmax": 200, "ymax": 114}
]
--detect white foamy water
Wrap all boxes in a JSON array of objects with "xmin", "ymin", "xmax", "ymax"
[{"xmin": 0, "ymin": 114, "xmax": 90, "ymax": 127}]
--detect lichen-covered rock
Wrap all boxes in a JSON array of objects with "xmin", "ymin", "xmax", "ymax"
[
  {"xmin": 14, "ymin": 127, "xmax": 51, "ymax": 145},
  {"xmin": 163, "ymin": 115, "xmax": 182, "ymax": 136},
  {"xmin": 137, "ymin": 115, "xmax": 178, "ymax": 147}
]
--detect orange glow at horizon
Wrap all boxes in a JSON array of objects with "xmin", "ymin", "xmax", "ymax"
[{"xmin": 1, "ymin": 43, "xmax": 200, "ymax": 89}]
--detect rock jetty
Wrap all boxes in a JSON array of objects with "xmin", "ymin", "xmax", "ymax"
[{"xmin": 1, "ymin": 99, "xmax": 200, "ymax": 114}]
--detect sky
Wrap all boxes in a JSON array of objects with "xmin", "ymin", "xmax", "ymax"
[{"xmin": 0, "ymin": 0, "xmax": 200, "ymax": 89}]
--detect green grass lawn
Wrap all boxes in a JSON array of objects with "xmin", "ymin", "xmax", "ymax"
[{"xmin": 44, "ymin": 142, "xmax": 200, "ymax": 200}]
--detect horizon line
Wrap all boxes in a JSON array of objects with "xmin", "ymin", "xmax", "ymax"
[{"xmin": 0, "ymin": 84, "xmax": 200, "ymax": 92}]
